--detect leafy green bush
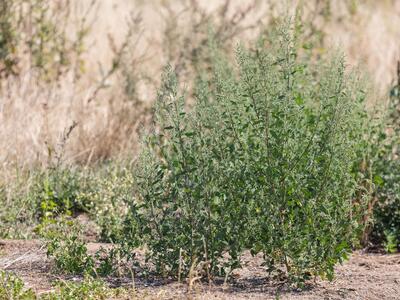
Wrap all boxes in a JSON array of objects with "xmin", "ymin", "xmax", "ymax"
[
  {"xmin": 369, "ymin": 75, "xmax": 400, "ymax": 251},
  {"xmin": 0, "ymin": 271, "xmax": 131, "ymax": 300},
  {"xmin": 126, "ymin": 22, "xmax": 370, "ymax": 282},
  {"xmin": 77, "ymin": 164, "xmax": 135, "ymax": 243},
  {"xmin": 0, "ymin": 161, "xmax": 135, "ymax": 240},
  {"xmin": 43, "ymin": 276, "xmax": 125, "ymax": 300},
  {"xmin": 38, "ymin": 169, "xmax": 89, "ymax": 219},
  {"xmin": 0, "ymin": 167, "xmax": 88, "ymax": 239},
  {"xmin": 0, "ymin": 271, "xmax": 36, "ymax": 300},
  {"xmin": 43, "ymin": 216, "xmax": 135, "ymax": 277},
  {"xmin": 44, "ymin": 219, "xmax": 95, "ymax": 275}
]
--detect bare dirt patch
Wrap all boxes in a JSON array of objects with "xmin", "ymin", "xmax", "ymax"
[{"xmin": 1, "ymin": 240, "xmax": 399, "ymax": 299}]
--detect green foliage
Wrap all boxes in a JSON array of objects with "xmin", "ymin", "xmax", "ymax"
[
  {"xmin": 0, "ymin": 1, "xmax": 397, "ymax": 286},
  {"xmin": 78, "ymin": 165, "xmax": 135, "ymax": 243},
  {"xmin": 369, "ymin": 73, "xmax": 400, "ymax": 250},
  {"xmin": 127, "ymin": 22, "xmax": 370, "ymax": 282},
  {"xmin": 43, "ymin": 216, "xmax": 135, "ymax": 277},
  {"xmin": 44, "ymin": 220, "xmax": 95, "ymax": 275},
  {"xmin": 94, "ymin": 245, "xmax": 136, "ymax": 277},
  {"xmin": 0, "ymin": 171, "xmax": 39, "ymax": 239},
  {"xmin": 0, "ymin": 271, "xmax": 131, "ymax": 300},
  {"xmin": 0, "ymin": 168, "xmax": 87, "ymax": 239},
  {"xmin": 31, "ymin": 167, "xmax": 95, "ymax": 238},
  {"xmin": 0, "ymin": 161, "xmax": 136, "ymax": 240},
  {"xmin": 0, "ymin": 271, "xmax": 36, "ymax": 300},
  {"xmin": 38, "ymin": 169, "xmax": 87, "ymax": 219},
  {"xmin": 383, "ymin": 230, "xmax": 398, "ymax": 254},
  {"xmin": 43, "ymin": 276, "xmax": 120, "ymax": 300}
]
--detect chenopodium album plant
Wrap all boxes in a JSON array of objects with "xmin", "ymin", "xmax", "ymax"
[
  {"xmin": 371, "ymin": 77, "xmax": 400, "ymax": 249},
  {"xmin": 129, "ymin": 23, "xmax": 370, "ymax": 282}
]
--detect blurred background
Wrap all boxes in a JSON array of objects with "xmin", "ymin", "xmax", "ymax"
[{"xmin": 1, "ymin": 0, "xmax": 399, "ymax": 168}]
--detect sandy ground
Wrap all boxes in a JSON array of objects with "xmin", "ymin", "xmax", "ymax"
[{"xmin": 1, "ymin": 239, "xmax": 399, "ymax": 300}]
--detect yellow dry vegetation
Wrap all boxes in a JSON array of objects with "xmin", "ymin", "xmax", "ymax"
[{"xmin": 0, "ymin": 0, "xmax": 399, "ymax": 168}]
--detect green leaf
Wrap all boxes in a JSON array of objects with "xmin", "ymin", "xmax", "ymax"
[
  {"xmin": 373, "ymin": 175, "xmax": 384, "ymax": 187},
  {"xmin": 295, "ymin": 95, "xmax": 304, "ymax": 105}
]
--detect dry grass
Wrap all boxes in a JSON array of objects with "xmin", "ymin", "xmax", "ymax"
[
  {"xmin": 0, "ymin": 0, "xmax": 399, "ymax": 170},
  {"xmin": 0, "ymin": 70, "xmax": 149, "ymax": 167}
]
